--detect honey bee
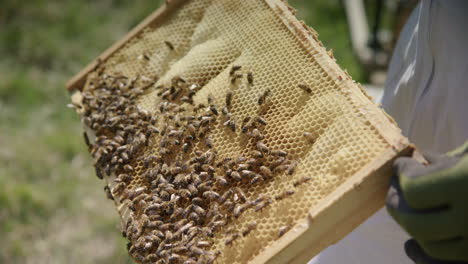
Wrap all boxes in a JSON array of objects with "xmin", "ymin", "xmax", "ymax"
[
  {"xmin": 237, "ymin": 163, "xmax": 250, "ymax": 171},
  {"xmin": 164, "ymin": 230, "xmax": 174, "ymax": 241},
  {"xmin": 133, "ymin": 253, "xmax": 145, "ymax": 263},
  {"xmin": 229, "ymin": 65, "xmax": 242, "ymax": 76},
  {"xmin": 183, "ymin": 142, "xmax": 191, "ymax": 153},
  {"xmin": 270, "ymin": 160, "xmax": 286, "ymax": 173},
  {"xmin": 251, "ymin": 150, "xmax": 263, "ymax": 158},
  {"xmin": 236, "ymin": 156, "xmax": 247, "ymax": 163},
  {"xmin": 103, "ymin": 185, "xmax": 114, "ymax": 200},
  {"xmin": 272, "ymin": 150, "xmax": 288, "ymax": 157},
  {"xmin": 298, "ymin": 84, "xmax": 312, "ymax": 93},
  {"xmin": 137, "ymin": 53, "xmax": 150, "ymax": 62},
  {"xmin": 231, "ymin": 73, "xmax": 243, "ymax": 84},
  {"xmin": 235, "ymin": 187, "xmax": 247, "ymax": 202},
  {"xmin": 225, "ymin": 233, "xmax": 240, "ymax": 246},
  {"xmin": 278, "ymin": 225, "xmax": 290, "ymax": 237},
  {"xmin": 223, "ymin": 119, "xmax": 232, "ymax": 129},
  {"xmin": 247, "ymin": 71, "xmax": 254, "ymax": 85},
  {"xmin": 205, "ymin": 136, "xmax": 213, "ymax": 148},
  {"xmin": 218, "ymin": 189, "xmax": 233, "ymax": 204},
  {"xmin": 188, "ymin": 212, "xmax": 200, "ymax": 222},
  {"xmin": 225, "ymin": 91, "xmax": 233, "ymax": 108},
  {"xmin": 249, "ymin": 128, "xmax": 264, "ymax": 140},
  {"xmin": 173, "ymin": 219, "xmax": 188, "ymax": 232},
  {"xmin": 255, "ymin": 116, "xmax": 267, "ymax": 126},
  {"xmin": 211, "ymin": 220, "xmax": 227, "ymax": 230},
  {"xmin": 246, "ymin": 158, "xmax": 261, "ymax": 167},
  {"xmin": 190, "ymin": 246, "xmax": 205, "ymax": 255},
  {"xmin": 114, "ymin": 135, "xmax": 125, "ymax": 144},
  {"xmin": 221, "ymin": 106, "xmax": 229, "ymax": 116},
  {"xmin": 293, "ymin": 176, "xmax": 312, "ymax": 187},
  {"xmin": 275, "ymin": 190, "xmax": 295, "ymax": 200},
  {"xmin": 160, "ymin": 89, "xmax": 172, "ymax": 99},
  {"xmin": 216, "ymin": 176, "xmax": 229, "ymax": 186},
  {"xmin": 160, "ymin": 147, "xmax": 171, "ymax": 155},
  {"xmin": 303, "ymin": 131, "xmax": 314, "ymax": 143},
  {"xmin": 189, "ymin": 197, "xmax": 203, "ymax": 207},
  {"xmin": 164, "ymin": 40, "xmax": 175, "ymax": 50},
  {"xmin": 145, "ymin": 203, "xmax": 162, "ymax": 213},
  {"xmin": 175, "ymin": 76, "xmax": 187, "ymax": 84},
  {"xmin": 128, "ymin": 187, "xmax": 146, "ymax": 200},
  {"xmin": 230, "ymin": 171, "xmax": 242, "ymax": 181},
  {"xmin": 94, "ymin": 167, "xmax": 103, "ymax": 180},
  {"xmin": 177, "ymin": 222, "xmax": 194, "ymax": 236},
  {"xmin": 168, "ymin": 129, "xmax": 184, "ymax": 138},
  {"xmin": 186, "ymin": 123, "xmax": 196, "ymax": 135},
  {"xmin": 203, "ymin": 190, "xmax": 220, "ymax": 200},
  {"xmin": 193, "ymin": 205, "xmax": 206, "ymax": 216},
  {"xmin": 188, "ymin": 83, "xmax": 199, "ymax": 91},
  {"xmin": 259, "ymin": 166, "xmax": 272, "ymax": 178},
  {"xmin": 209, "ymin": 105, "xmax": 218, "ymax": 116},
  {"xmin": 242, "ymin": 221, "xmax": 257, "ymax": 237},
  {"xmin": 249, "ymin": 195, "xmax": 265, "ymax": 205},
  {"xmin": 188, "ymin": 184, "xmax": 198, "ymax": 196},
  {"xmin": 181, "ymin": 96, "xmax": 194, "ymax": 104},
  {"xmin": 202, "ymin": 226, "xmax": 214, "ymax": 238},
  {"xmin": 250, "ymin": 174, "xmax": 264, "ymax": 184},
  {"xmin": 111, "ymin": 182, "xmax": 125, "ymax": 195},
  {"xmin": 172, "ymin": 245, "xmax": 189, "ymax": 254},
  {"xmin": 286, "ymin": 161, "xmax": 298, "ymax": 175},
  {"xmin": 123, "ymin": 164, "xmax": 133, "ymax": 173},
  {"xmin": 200, "ymin": 116, "xmax": 214, "ymax": 127},
  {"xmin": 207, "ymin": 94, "xmax": 214, "ymax": 105},
  {"xmin": 148, "ymin": 125, "xmax": 160, "ymax": 135},
  {"xmin": 233, "ymin": 204, "xmax": 244, "ymax": 218},
  {"xmin": 197, "ymin": 241, "xmax": 211, "ymax": 248},
  {"xmin": 158, "ymin": 223, "xmax": 173, "ymax": 231},
  {"xmin": 201, "ymin": 164, "xmax": 215, "ymax": 173},
  {"xmin": 242, "ymin": 116, "xmax": 251, "ymax": 126},
  {"xmin": 204, "ymin": 253, "xmax": 219, "ymax": 264},
  {"xmin": 256, "ymin": 141, "xmax": 270, "ymax": 154},
  {"xmin": 257, "ymin": 89, "xmax": 271, "ymax": 105},
  {"xmin": 240, "ymin": 170, "xmax": 255, "ymax": 178},
  {"xmin": 255, "ymin": 198, "xmax": 273, "ymax": 212},
  {"xmin": 168, "ymin": 253, "xmax": 181, "ymax": 262},
  {"xmin": 227, "ymin": 120, "xmax": 236, "ymax": 132},
  {"xmin": 183, "ymin": 259, "xmax": 197, "ymax": 264},
  {"xmin": 83, "ymin": 132, "xmax": 91, "ymax": 147}
]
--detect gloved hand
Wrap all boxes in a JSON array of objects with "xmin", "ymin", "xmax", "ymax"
[
  {"xmin": 386, "ymin": 140, "xmax": 468, "ymax": 263},
  {"xmin": 404, "ymin": 239, "xmax": 467, "ymax": 264}
]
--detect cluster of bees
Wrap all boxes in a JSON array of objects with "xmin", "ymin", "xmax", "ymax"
[{"xmin": 76, "ymin": 62, "xmax": 314, "ymax": 264}]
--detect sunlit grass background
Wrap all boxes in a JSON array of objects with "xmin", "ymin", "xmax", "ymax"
[{"xmin": 0, "ymin": 0, "xmax": 365, "ymax": 263}]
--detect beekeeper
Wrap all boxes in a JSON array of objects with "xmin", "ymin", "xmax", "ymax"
[{"xmin": 310, "ymin": 1, "xmax": 468, "ymax": 263}]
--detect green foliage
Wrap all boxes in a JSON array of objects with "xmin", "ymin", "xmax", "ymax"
[
  {"xmin": 0, "ymin": 0, "xmax": 362, "ymax": 263},
  {"xmin": 290, "ymin": 0, "xmax": 366, "ymax": 81}
]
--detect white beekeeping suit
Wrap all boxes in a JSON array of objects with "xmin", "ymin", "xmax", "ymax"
[{"xmin": 309, "ymin": 0, "xmax": 468, "ymax": 263}]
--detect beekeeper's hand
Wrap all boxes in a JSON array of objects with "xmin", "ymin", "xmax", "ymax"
[{"xmin": 386, "ymin": 140, "xmax": 468, "ymax": 263}]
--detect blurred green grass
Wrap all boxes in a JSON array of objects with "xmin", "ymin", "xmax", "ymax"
[{"xmin": 0, "ymin": 0, "xmax": 364, "ymax": 263}]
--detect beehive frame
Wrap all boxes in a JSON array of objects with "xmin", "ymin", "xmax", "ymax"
[{"xmin": 67, "ymin": 0, "xmax": 414, "ymax": 263}]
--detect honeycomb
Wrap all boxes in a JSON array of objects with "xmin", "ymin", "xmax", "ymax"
[{"xmin": 70, "ymin": 0, "xmax": 407, "ymax": 263}]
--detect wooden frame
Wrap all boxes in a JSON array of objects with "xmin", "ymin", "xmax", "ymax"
[{"xmin": 67, "ymin": 0, "xmax": 415, "ymax": 263}]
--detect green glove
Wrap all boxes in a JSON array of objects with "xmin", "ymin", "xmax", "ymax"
[{"xmin": 386, "ymin": 140, "xmax": 468, "ymax": 262}]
